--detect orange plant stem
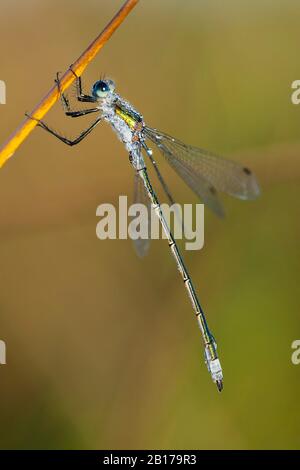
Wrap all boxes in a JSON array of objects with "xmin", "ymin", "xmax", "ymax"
[{"xmin": 0, "ymin": 0, "xmax": 139, "ymax": 168}]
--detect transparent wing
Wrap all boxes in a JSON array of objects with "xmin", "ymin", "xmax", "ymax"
[
  {"xmin": 132, "ymin": 171, "xmax": 151, "ymax": 258},
  {"xmin": 144, "ymin": 147, "xmax": 185, "ymax": 231},
  {"xmin": 144, "ymin": 127, "xmax": 260, "ymax": 217}
]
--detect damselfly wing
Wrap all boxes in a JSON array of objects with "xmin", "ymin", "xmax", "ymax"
[{"xmin": 144, "ymin": 127, "xmax": 260, "ymax": 218}]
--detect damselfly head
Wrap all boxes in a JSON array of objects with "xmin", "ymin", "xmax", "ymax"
[{"xmin": 92, "ymin": 79, "xmax": 115, "ymax": 99}]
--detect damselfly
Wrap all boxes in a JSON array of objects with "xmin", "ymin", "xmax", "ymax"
[{"xmin": 26, "ymin": 70, "xmax": 260, "ymax": 391}]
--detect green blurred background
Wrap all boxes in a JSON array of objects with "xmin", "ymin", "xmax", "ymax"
[{"xmin": 0, "ymin": 0, "xmax": 299, "ymax": 450}]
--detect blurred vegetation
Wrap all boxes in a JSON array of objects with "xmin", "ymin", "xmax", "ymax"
[{"xmin": 0, "ymin": 0, "xmax": 299, "ymax": 449}]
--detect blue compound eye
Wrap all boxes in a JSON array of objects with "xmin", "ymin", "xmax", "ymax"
[{"xmin": 92, "ymin": 80, "xmax": 113, "ymax": 98}]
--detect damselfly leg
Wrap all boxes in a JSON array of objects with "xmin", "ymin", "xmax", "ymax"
[
  {"xmin": 69, "ymin": 67, "xmax": 98, "ymax": 103},
  {"xmin": 25, "ymin": 73, "xmax": 102, "ymax": 146},
  {"xmin": 25, "ymin": 112, "xmax": 102, "ymax": 146}
]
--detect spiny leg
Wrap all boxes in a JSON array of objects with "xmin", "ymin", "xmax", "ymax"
[
  {"xmin": 24, "ymin": 69, "xmax": 101, "ymax": 145},
  {"xmin": 69, "ymin": 66, "xmax": 97, "ymax": 103},
  {"xmin": 25, "ymin": 113, "xmax": 102, "ymax": 146},
  {"xmin": 55, "ymin": 72, "xmax": 98, "ymax": 117},
  {"xmin": 55, "ymin": 72, "xmax": 71, "ymax": 113},
  {"xmin": 61, "ymin": 108, "xmax": 100, "ymax": 118}
]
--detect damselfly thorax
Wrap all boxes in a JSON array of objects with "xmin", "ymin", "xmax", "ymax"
[{"xmin": 100, "ymin": 90, "xmax": 146, "ymax": 170}]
